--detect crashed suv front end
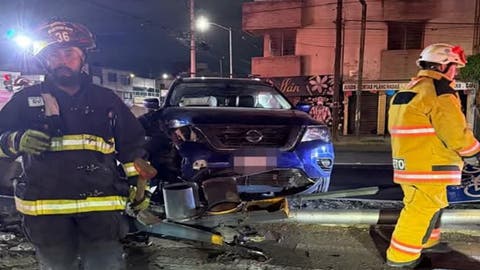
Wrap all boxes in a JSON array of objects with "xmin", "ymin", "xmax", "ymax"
[{"xmin": 152, "ymin": 78, "xmax": 334, "ymax": 196}]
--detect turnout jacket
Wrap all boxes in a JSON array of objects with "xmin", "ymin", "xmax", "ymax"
[
  {"xmin": 388, "ymin": 70, "xmax": 480, "ymax": 185},
  {"xmin": 0, "ymin": 74, "xmax": 146, "ymax": 215}
]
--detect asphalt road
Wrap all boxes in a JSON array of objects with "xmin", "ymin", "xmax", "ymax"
[
  {"xmin": 2, "ymin": 223, "xmax": 480, "ymax": 270},
  {"xmin": 331, "ymin": 149, "xmax": 401, "ymax": 201},
  {"xmin": 330, "ymin": 164, "xmax": 402, "ymax": 201},
  {"xmin": 2, "ymin": 150, "xmax": 480, "ymax": 270}
]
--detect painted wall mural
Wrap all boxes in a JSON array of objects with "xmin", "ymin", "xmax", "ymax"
[{"xmin": 266, "ymin": 75, "xmax": 340, "ymax": 126}]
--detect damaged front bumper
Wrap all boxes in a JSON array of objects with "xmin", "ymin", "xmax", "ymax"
[{"xmin": 177, "ymin": 140, "xmax": 334, "ymax": 195}]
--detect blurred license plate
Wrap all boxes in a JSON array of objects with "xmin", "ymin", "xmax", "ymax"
[{"xmin": 234, "ymin": 156, "xmax": 277, "ymax": 174}]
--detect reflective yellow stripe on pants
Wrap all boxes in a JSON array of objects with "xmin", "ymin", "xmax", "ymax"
[
  {"xmin": 386, "ymin": 184, "xmax": 449, "ymax": 265},
  {"xmin": 15, "ymin": 196, "xmax": 127, "ymax": 216}
]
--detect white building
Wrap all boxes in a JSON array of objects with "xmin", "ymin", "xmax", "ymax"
[{"xmin": 91, "ymin": 67, "xmax": 162, "ymax": 106}]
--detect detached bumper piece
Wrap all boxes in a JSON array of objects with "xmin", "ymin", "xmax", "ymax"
[
  {"xmin": 135, "ymin": 197, "xmax": 288, "ymax": 245},
  {"xmin": 234, "ymin": 169, "xmax": 314, "ymax": 189}
]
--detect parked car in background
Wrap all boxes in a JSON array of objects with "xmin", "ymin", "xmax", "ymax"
[{"xmin": 139, "ymin": 77, "xmax": 334, "ymax": 197}]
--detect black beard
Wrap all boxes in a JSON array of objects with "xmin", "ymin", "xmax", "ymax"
[{"xmin": 51, "ymin": 66, "xmax": 81, "ymax": 87}]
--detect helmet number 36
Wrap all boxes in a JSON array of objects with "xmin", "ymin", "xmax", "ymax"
[{"xmin": 55, "ymin": 31, "xmax": 70, "ymax": 42}]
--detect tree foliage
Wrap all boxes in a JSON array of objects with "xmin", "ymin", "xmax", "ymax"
[{"xmin": 458, "ymin": 54, "xmax": 480, "ymax": 82}]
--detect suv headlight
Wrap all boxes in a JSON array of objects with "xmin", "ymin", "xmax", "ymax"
[{"xmin": 301, "ymin": 126, "xmax": 331, "ymax": 143}]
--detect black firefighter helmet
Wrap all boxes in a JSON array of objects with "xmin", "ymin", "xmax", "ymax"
[{"xmin": 32, "ymin": 20, "xmax": 96, "ymax": 57}]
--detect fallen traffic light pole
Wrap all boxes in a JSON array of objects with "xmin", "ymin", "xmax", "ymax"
[{"xmin": 285, "ymin": 208, "xmax": 480, "ymax": 225}]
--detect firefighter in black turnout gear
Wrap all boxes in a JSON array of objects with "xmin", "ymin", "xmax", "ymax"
[{"xmin": 0, "ymin": 21, "xmax": 147, "ymax": 269}]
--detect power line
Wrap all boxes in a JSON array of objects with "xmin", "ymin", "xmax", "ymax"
[
  {"xmin": 243, "ymin": 0, "xmax": 363, "ymax": 15},
  {"xmin": 82, "ymin": 0, "xmax": 188, "ymax": 44},
  {"xmin": 345, "ymin": 19, "xmax": 480, "ymax": 26},
  {"xmin": 242, "ymin": 0, "xmax": 477, "ymax": 27},
  {"xmin": 81, "ymin": 0, "xmax": 260, "ymax": 67}
]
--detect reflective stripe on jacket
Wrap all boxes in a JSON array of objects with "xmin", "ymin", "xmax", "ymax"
[
  {"xmin": 50, "ymin": 134, "xmax": 115, "ymax": 154},
  {"xmin": 388, "ymin": 70, "xmax": 480, "ymax": 185}
]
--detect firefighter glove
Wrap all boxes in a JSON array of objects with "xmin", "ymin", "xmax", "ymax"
[
  {"xmin": 128, "ymin": 186, "xmax": 151, "ymax": 212},
  {"xmin": 463, "ymin": 155, "xmax": 480, "ymax": 166},
  {"xmin": 12, "ymin": 130, "xmax": 51, "ymax": 156}
]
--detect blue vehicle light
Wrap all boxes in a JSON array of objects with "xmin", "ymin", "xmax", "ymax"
[{"xmin": 168, "ymin": 118, "xmax": 191, "ymax": 128}]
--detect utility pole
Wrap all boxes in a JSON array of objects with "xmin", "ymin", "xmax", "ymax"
[
  {"xmin": 332, "ymin": 0, "xmax": 343, "ymax": 141},
  {"xmin": 190, "ymin": 0, "xmax": 196, "ymax": 77},
  {"xmin": 228, "ymin": 27, "xmax": 233, "ymax": 78},
  {"xmin": 219, "ymin": 58, "xmax": 223, "ymax": 77},
  {"xmin": 354, "ymin": 0, "xmax": 367, "ymax": 137}
]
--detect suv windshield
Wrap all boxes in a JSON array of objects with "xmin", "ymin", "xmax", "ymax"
[{"xmin": 168, "ymin": 82, "xmax": 292, "ymax": 109}]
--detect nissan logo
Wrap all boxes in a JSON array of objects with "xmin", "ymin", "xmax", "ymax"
[{"xmin": 245, "ymin": 130, "xmax": 263, "ymax": 143}]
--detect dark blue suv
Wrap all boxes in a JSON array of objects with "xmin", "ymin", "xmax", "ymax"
[{"xmin": 141, "ymin": 77, "xmax": 334, "ymax": 196}]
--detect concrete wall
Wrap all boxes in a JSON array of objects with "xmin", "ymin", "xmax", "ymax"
[
  {"xmin": 243, "ymin": 0, "xmax": 302, "ymax": 32},
  {"xmin": 252, "ymin": 55, "xmax": 302, "ymax": 77},
  {"xmin": 132, "ymin": 77, "xmax": 156, "ymax": 89},
  {"xmin": 245, "ymin": 0, "xmax": 478, "ymax": 79},
  {"xmin": 424, "ymin": 0, "xmax": 476, "ymax": 54},
  {"xmin": 100, "ymin": 68, "xmax": 134, "ymax": 92},
  {"xmin": 380, "ymin": 50, "xmax": 421, "ymax": 80}
]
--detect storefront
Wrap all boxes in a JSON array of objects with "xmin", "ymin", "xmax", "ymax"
[
  {"xmin": 266, "ymin": 75, "xmax": 336, "ymax": 126},
  {"xmin": 342, "ymin": 81, "xmax": 478, "ymax": 136},
  {"xmin": 266, "ymin": 77, "xmax": 478, "ymax": 136}
]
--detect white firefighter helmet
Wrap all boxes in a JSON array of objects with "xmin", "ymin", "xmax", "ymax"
[{"xmin": 416, "ymin": 43, "xmax": 467, "ymax": 68}]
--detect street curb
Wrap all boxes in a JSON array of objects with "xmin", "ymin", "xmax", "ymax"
[
  {"xmin": 442, "ymin": 227, "xmax": 480, "ymax": 237},
  {"xmin": 333, "ymin": 136, "xmax": 392, "ymax": 152}
]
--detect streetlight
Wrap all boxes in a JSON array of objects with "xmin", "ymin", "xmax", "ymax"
[
  {"xmin": 13, "ymin": 35, "xmax": 32, "ymax": 49},
  {"xmin": 196, "ymin": 16, "xmax": 233, "ymax": 78},
  {"xmin": 162, "ymin": 73, "xmax": 170, "ymax": 80},
  {"xmin": 6, "ymin": 29, "xmax": 32, "ymax": 51}
]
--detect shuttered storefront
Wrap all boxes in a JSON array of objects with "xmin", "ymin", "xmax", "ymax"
[{"xmin": 347, "ymin": 92, "xmax": 378, "ymax": 135}]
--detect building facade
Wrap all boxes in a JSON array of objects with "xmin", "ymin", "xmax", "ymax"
[
  {"xmin": 91, "ymin": 67, "xmax": 158, "ymax": 101},
  {"xmin": 1, "ymin": 70, "xmax": 45, "ymax": 110},
  {"xmin": 1, "ymin": 67, "xmax": 172, "ymax": 113},
  {"xmin": 243, "ymin": 0, "xmax": 480, "ymax": 135}
]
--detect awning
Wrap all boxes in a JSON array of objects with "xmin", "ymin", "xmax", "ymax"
[{"xmin": 343, "ymin": 81, "xmax": 477, "ymax": 92}]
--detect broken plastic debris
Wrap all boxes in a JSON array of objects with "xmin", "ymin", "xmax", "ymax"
[{"xmin": 0, "ymin": 233, "xmax": 16, "ymax": 242}]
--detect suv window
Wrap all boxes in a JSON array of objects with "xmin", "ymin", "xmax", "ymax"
[{"xmin": 168, "ymin": 82, "xmax": 292, "ymax": 109}]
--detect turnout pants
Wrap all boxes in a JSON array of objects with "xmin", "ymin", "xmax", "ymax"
[
  {"xmin": 22, "ymin": 211, "xmax": 129, "ymax": 270},
  {"xmin": 386, "ymin": 184, "xmax": 449, "ymax": 266}
]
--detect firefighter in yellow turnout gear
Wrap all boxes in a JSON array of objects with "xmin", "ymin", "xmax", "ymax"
[{"xmin": 387, "ymin": 43, "xmax": 480, "ymax": 268}]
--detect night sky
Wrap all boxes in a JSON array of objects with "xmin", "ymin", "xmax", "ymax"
[{"xmin": 0, "ymin": 0, "xmax": 262, "ymax": 78}]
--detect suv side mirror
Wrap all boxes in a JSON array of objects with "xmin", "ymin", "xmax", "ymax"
[
  {"xmin": 295, "ymin": 103, "xmax": 312, "ymax": 113},
  {"xmin": 143, "ymin": 98, "xmax": 160, "ymax": 110}
]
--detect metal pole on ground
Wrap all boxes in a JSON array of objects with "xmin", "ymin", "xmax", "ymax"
[{"xmin": 286, "ymin": 209, "xmax": 480, "ymax": 225}]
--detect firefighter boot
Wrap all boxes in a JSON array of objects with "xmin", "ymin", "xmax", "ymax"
[{"xmin": 387, "ymin": 255, "xmax": 432, "ymax": 269}]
